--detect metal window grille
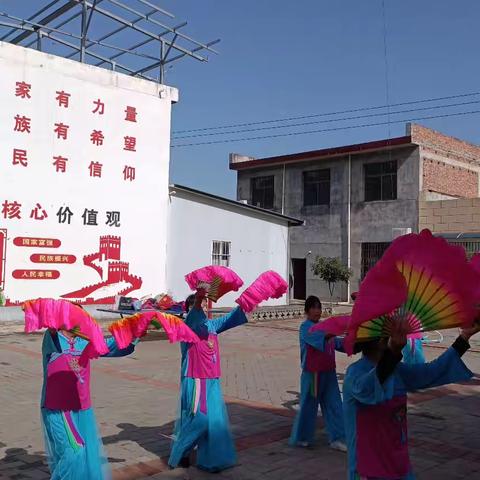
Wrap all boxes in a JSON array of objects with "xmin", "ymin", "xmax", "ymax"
[
  {"xmin": 447, "ymin": 239, "xmax": 480, "ymax": 259},
  {"xmin": 251, "ymin": 176, "xmax": 274, "ymax": 209},
  {"xmin": 212, "ymin": 240, "xmax": 231, "ymax": 267},
  {"xmin": 364, "ymin": 160, "xmax": 397, "ymax": 202},
  {"xmin": 303, "ymin": 169, "xmax": 330, "ymax": 206},
  {"xmin": 361, "ymin": 242, "xmax": 391, "ymax": 279}
]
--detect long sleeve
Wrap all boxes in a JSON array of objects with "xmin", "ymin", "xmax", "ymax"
[
  {"xmin": 301, "ymin": 322, "xmax": 327, "ymax": 351},
  {"xmin": 397, "ymin": 345, "xmax": 473, "ymax": 392},
  {"xmin": 208, "ymin": 307, "xmax": 248, "ymax": 334},
  {"xmin": 344, "ymin": 361, "xmax": 395, "ymax": 405},
  {"xmin": 101, "ymin": 336, "xmax": 136, "ymax": 357}
]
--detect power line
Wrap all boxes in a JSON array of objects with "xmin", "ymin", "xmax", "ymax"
[
  {"xmin": 171, "ymin": 109, "xmax": 480, "ymax": 148},
  {"xmin": 173, "ymin": 100, "xmax": 480, "ymax": 139},
  {"xmin": 172, "ymin": 91, "xmax": 480, "ymax": 135}
]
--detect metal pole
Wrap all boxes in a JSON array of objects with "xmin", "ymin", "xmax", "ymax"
[
  {"xmin": 160, "ymin": 40, "xmax": 165, "ymax": 84},
  {"xmin": 347, "ymin": 154, "xmax": 352, "ymax": 301},
  {"xmin": 80, "ymin": 0, "xmax": 87, "ymax": 62},
  {"xmin": 36, "ymin": 30, "xmax": 42, "ymax": 51}
]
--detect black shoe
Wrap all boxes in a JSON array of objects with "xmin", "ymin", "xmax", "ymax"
[{"xmin": 179, "ymin": 457, "xmax": 191, "ymax": 468}]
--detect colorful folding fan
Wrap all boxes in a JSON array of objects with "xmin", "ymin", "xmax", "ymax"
[
  {"xmin": 108, "ymin": 311, "xmax": 200, "ymax": 349},
  {"xmin": 344, "ymin": 229, "xmax": 480, "ymax": 354},
  {"xmin": 185, "ymin": 265, "xmax": 244, "ymax": 302},
  {"xmin": 23, "ymin": 298, "xmax": 109, "ymax": 356},
  {"xmin": 309, "ymin": 315, "xmax": 350, "ymax": 336},
  {"xmin": 235, "ymin": 271, "xmax": 288, "ymax": 313}
]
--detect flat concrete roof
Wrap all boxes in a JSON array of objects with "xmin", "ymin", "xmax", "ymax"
[
  {"xmin": 230, "ymin": 135, "xmax": 413, "ymax": 170},
  {"xmin": 169, "ymin": 184, "xmax": 304, "ymax": 226}
]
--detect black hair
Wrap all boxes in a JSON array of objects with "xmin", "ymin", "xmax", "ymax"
[
  {"xmin": 304, "ymin": 295, "xmax": 322, "ymax": 313},
  {"xmin": 354, "ymin": 338, "xmax": 382, "ymax": 355},
  {"xmin": 185, "ymin": 294, "xmax": 196, "ymax": 313}
]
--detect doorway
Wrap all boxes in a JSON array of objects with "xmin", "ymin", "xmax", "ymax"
[{"xmin": 292, "ymin": 258, "xmax": 306, "ymax": 300}]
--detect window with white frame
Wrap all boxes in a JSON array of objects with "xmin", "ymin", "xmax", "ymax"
[{"xmin": 212, "ymin": 240, "xmax": 231, "ymax": 267}]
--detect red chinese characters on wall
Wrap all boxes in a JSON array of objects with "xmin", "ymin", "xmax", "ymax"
[
  {"xmin": 30, "ymin": 254, "xmax": 76, "ymax": 264},
  {"xmin": 12, "ymin": 269, "xmax": 60, "ymax": 280},
  {"xmin": 14, "ymin": 115, "xmax": 31, "ymax": 133},
  {"xmin": 89, "ymin": 161, "xmax": 103, "ymax": 178},
  {"xmin": 14, "ymin": 237, "xmax": 61, "ymax": 248},
  {"xmin": 30, "ymin": 203, "xmax": 48, "ymax": 221},
  {"xmin": 56, "ymin": 90, "xmax": 70, "ymax": 108},
  {"xmin": 125, "ymin": 106, "xmax": 137, "ymax": 122},
  {"xmin": 124, "ymin": 136, "xmax": 136, "ymax": 152},
  {"xmin": 92, "ymin": 98, "xmax": 105, "ymax": 115},
  {"xmin": 123, "ymin": 166, "xmax": 135, "ymax": 182},
  {"xmin": 15, "ymin": 81, "xmax": 31, "ymax": 99},
  {"xmin": 53, "ymin": 156, "xmax": 68, "ymax": 173},
  {"xmin": 11, "ymin": 81, "xmax": 141, "ymax": 180},
  {"xmin": 12, "ymin": 149, "xmax": 28, "ymax": 167},
  {"xmin": 2, "ymin": 201, "xmax": 22, "ymax": 220},
  {"xmin": 54, "ymin": 123, "xmax": 69, "ymax": 140},
  {"xmin": 90, "ymin": 129, "xmax": 104, "ymax": 146},
  {"xmin": 3, "ymin": 80, "xmax": 150, "ymax": 304}
]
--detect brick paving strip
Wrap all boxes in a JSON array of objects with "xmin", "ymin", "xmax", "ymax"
[{"xmin": 2, "ymin": 341, "xmax": 480, "ymax": 480}]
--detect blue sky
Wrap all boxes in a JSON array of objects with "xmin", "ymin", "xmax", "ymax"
[
  {"xmin": 164, "ymin": 0, "xmax": 480, "ymax": 197},
  {"xmin": 3, "ymin": 1, "xmax": 480, "ymax": 197}
]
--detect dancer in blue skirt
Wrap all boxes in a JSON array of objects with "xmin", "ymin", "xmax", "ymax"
[{"xmin": 41, "ymin": 329, "xmax": 137, "ymax": 479}]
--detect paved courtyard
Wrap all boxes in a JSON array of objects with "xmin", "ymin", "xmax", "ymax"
[{"xmin": 1, "ymin": 319, "xmax": 480, "ymax": 479}]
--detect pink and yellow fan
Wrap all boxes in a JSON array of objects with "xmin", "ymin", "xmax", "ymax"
[
  {"xmin": 345, "ymin": 229, "xmax": 480, "ymax": 354},
  {"xmin": 185, "ymin": 265, "xmax": 244, "ymax": 302},
  {"xmin": 23, "ymin": 298, "xmax": 109, "ymax": 356}
]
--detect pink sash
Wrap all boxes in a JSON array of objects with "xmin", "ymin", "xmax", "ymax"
[
  {"xmin": 44, "ymin": 353, "xmax": 91, "ymax": 411},
  {"xmin": 356, "ymin": 395, "xmax": 410, "ymax": 478},
  {"xmin": 305, "ymin": 339, "xmax": 336, "ymax": 372},
  {"xmin": 187, "ymin": 334, "xmax": 221, "ymax": 379}
]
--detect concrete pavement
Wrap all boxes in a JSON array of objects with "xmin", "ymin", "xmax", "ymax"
[{"xmin": 1, "ymin": 319, "xmax": 480, "ymax": 479}]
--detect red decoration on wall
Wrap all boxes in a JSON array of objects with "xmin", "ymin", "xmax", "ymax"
[
  {"xmin": 12, "ymin": 269, "xmax": 60, "ymax": 280},
  {"xmin": 61, "ymin": 235, "xmax": 142, "ymax": 304},
  {"xmin": 30, "ymin": 254, "xmax": 76, "ymax": 264},
  {"xmin": 0, "ymin": 229, "xmax": 6, "ymax": 291},
  {"xmin": 14, "ymin": 237, "xmax": 61, "ymax": 248}
]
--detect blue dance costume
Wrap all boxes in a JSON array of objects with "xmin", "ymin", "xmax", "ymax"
[
  {"xmin": 169, "ymin": 306, "xmax": 247, "ymax": 472},
  {"xmin": 41, "ymin": 331, "xmax": 135, "ymax": 480},
  {"xmin": 343, "ymin": 345, "xmax": 472, "ymax": 479}
]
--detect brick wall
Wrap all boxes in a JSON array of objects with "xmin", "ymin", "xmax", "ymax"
[
  {"xmin": 419, "ymin": 198, "xmax": 480, "ymax": 233},
  {"xmin": 410, "ymin": 123, "xmax": 480, "ymax": 165},
  {"xmin": 422, "ymin": 158, "xmax": 478, "ymax": 198}
]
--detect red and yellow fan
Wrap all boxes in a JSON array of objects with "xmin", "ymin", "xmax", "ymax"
[
  {"xmin": 345, "ymin": 230, "xmax": 480, "ymax": 354},
  {"xmin": 108, "ymin": 311, "xmax": 200, "ymax": 349}
]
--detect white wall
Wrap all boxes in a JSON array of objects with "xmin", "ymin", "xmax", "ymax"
[
  {"xmin": 0, "ymin": 41, "xmax": 176, "ymax": 307},
  {"xmin": 167, "ymin": 193, "xmax": 290, "ymax": 308}
]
